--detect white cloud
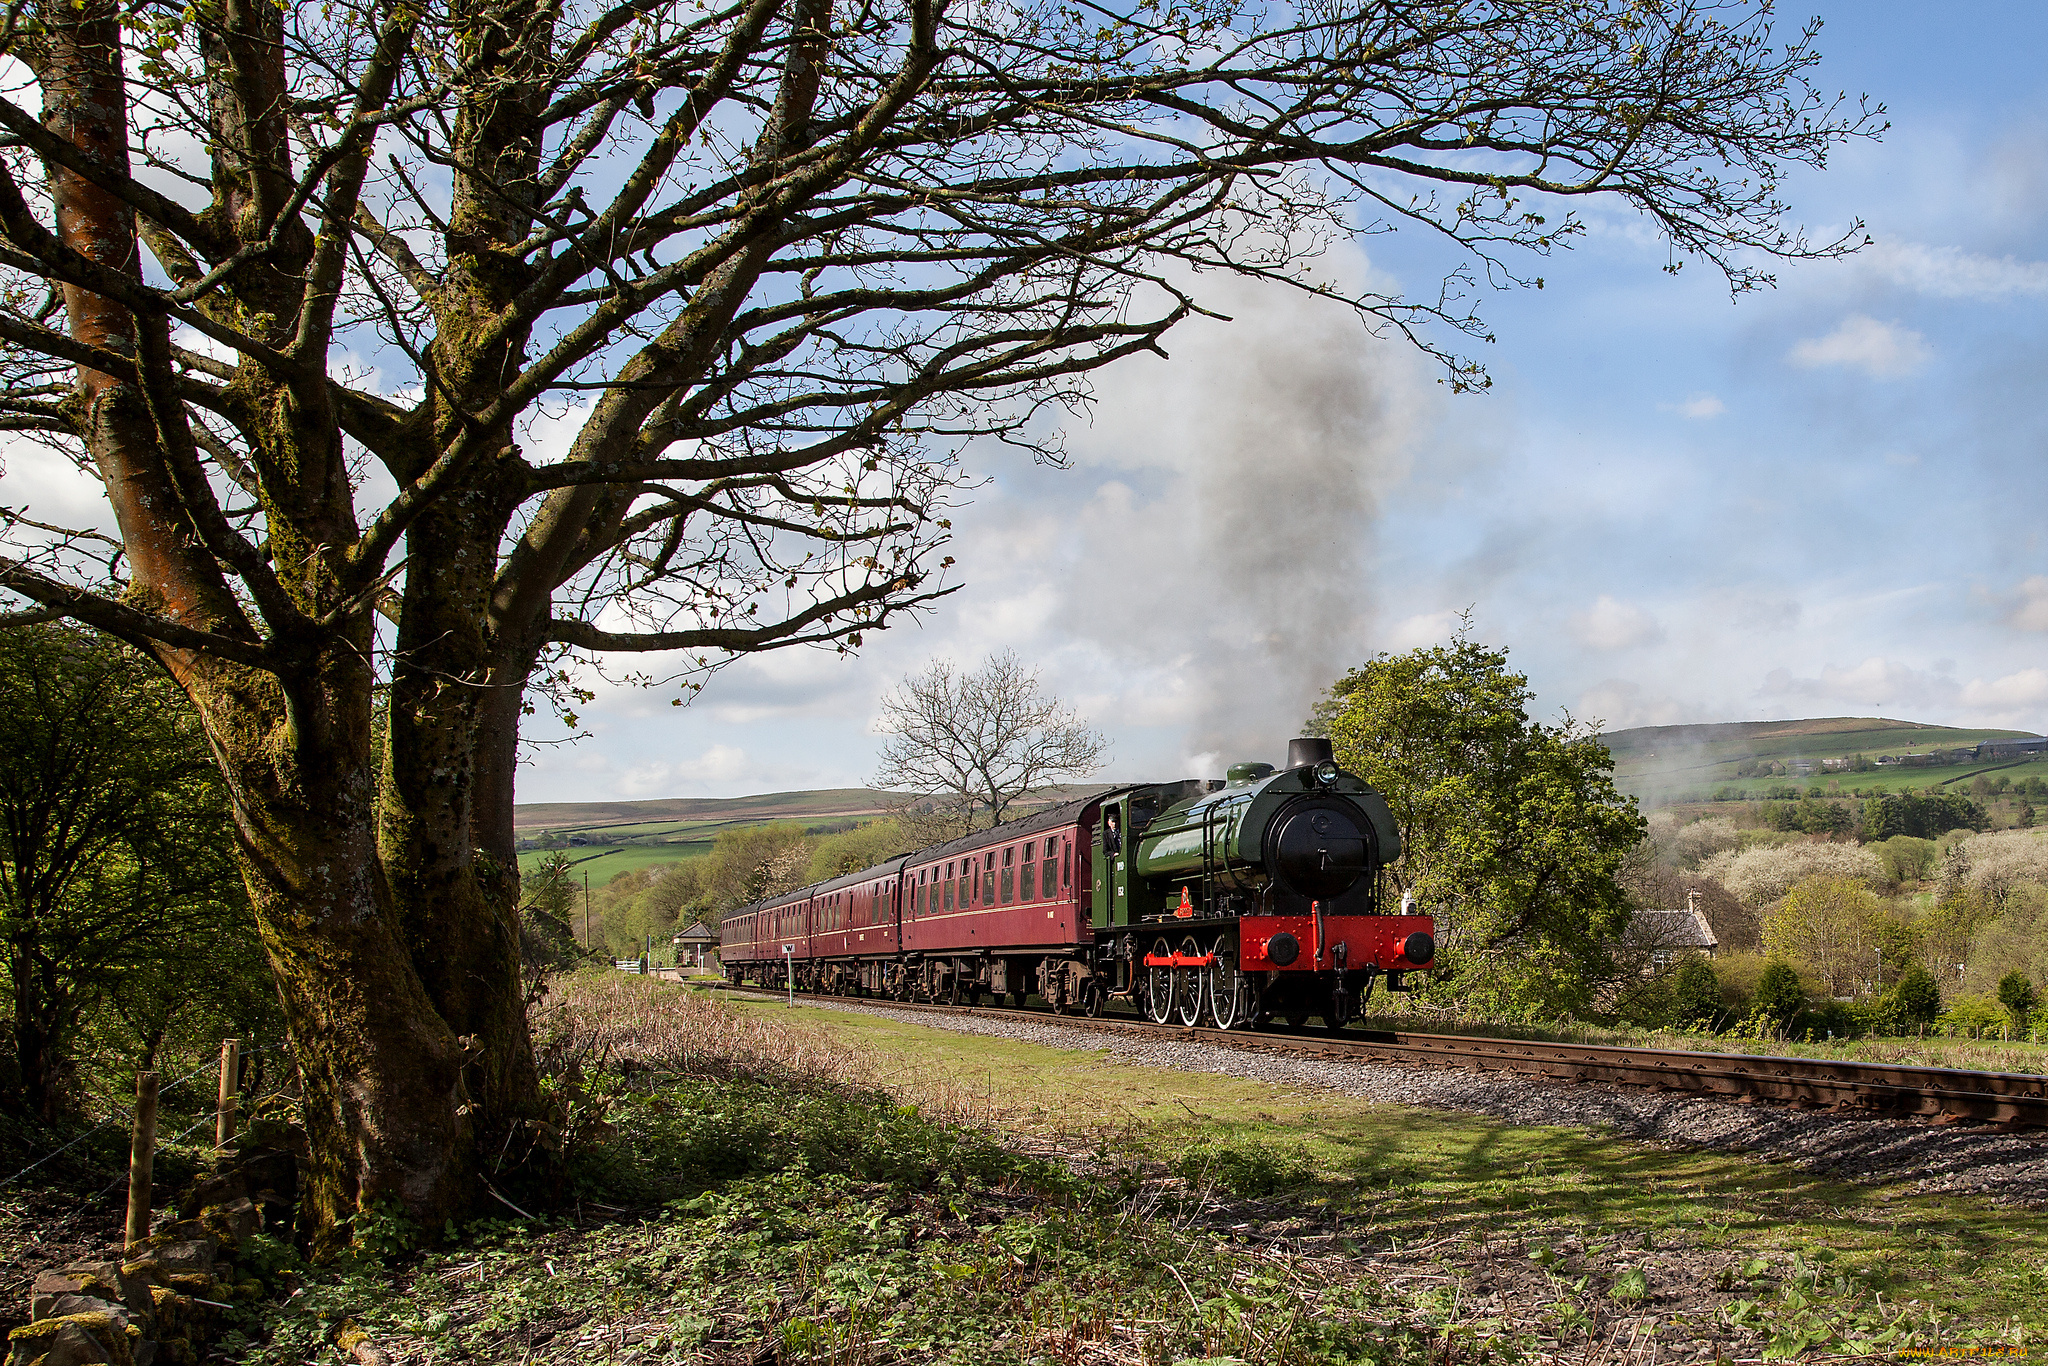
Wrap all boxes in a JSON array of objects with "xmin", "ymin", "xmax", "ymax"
[
  {"xmin": 1960, "ymin": 668, "xmax": 2048, "ymax": 711},
  {"xmin": 1865, "ymin": 241, "xmax": 2048, "ymax": 301},
  {"xmin": 1788, "ymin": 314, "xmax": 1933, "ymax": 379},
  {"xmin": 1672, "ymin": 393, "xmax": 1724, "ymax": 419},
  {"xmin": 1578, "ymin": 679, "xmax": 1697, "ymax": 730},
  {"xmin": 1568, "ymin": 595, "xmax": 1665, "ymax": 651},
  {"xmin": 0, "ymin": 437, "xmax": 113, "ymax": 534},
  {"xmin": 2008, "ymin": 576, "xmax": 2048, "ymax": 632},
  {"xmin": 1757, "ymin": 657, "xmax": 1957, "ymax": 709},
  {"xmin": 1383, "ymin": 609, "xmax": 1467, "ymax": 651}
]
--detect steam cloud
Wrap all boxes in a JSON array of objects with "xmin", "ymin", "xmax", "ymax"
[{"xmin": 1057, "ymin": 261, "xmax": 1437, "ymax": 772}]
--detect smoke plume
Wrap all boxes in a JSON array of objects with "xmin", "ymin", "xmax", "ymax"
[{"xmin": 1058, "ymin": 259, "xmax": 1438, "ymax": 771}]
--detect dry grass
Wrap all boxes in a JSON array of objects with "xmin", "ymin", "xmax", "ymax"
[{"xmin": 531, "ymin": 970, "xmax": 1078, "ymax": 1138}]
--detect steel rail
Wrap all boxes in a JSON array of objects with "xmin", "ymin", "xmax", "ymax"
[{"xmin": 709, "ymin": 980, "xmax": 2048, "ymax": 1128}]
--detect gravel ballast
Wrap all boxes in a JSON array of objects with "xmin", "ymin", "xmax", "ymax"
[{"xmin": 786, "ymin": 994, "xmax": 2048, "ymax": 1207}]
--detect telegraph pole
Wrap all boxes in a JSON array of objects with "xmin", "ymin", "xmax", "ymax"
[{"xmin": 583, "ymin": 872, "xmax": 591, "ymax": 948}]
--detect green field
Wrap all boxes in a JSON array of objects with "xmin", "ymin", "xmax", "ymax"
[
  {"xmin": 1600, "ymin": 716, "xmax": 2042, "ymax": 805},
  {"xmin": 514, "ymin": 842, "xmax": 706, "ymax": 878}
]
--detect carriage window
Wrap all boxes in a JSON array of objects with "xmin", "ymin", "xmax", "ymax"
[
  {"xmin": 1020, "ymin": 841, "xmax": 1036, "ymax": 901},
  {"xmin": 1044, "ymin": 843, "xmax": 1059, "ymax": 897},
  {"xmin": 1000, "ymin": 846, "xmax": 1016, "ymax": 904}
]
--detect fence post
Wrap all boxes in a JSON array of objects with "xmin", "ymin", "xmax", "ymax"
[
  {"xmin": 216, "ymin": 1038, "xmax": 241, "ymax": 1150},
  {"xmin": 125, "ymin": 1071, "xmax": 159, "ymax": 1249}
]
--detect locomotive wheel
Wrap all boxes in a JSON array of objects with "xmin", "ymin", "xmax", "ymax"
[
  {"xmin": 1284, "ymin": 1012, "xmax": 1309, "ymax": 1030},
  {"xmin": 1205, "ymin": 935, "xmax": 1251, "ymax": 1030},
  {"xmin": 1174, "ymin": 937, "xmax": 1204, "ymax": 1026},
  {"xmin": 1144, "ymin": 968, "xmax": 1175, "ymax": 1024},
  {"xmin": 1323, "ymin": 988, "xmax": 1354, "ymax": 1031},
  {"xmin": 1143, "ymin": 938, "xmax": 1175, "ymax": 1024},
  {"xmin": 1206, "ymin": 967, "xmax": 1240, "ymax": 1030},
  {"xmin": 1084, "ymin": 980, "xmax": 1105, "ymax": 1017}
]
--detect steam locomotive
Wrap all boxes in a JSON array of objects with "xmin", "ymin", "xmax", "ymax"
[{"xmin": 719, "ymin": 738, "xmax": 1435, "ymax": 1029}]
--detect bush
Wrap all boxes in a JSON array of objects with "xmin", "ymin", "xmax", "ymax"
[
  {"xmin": 1751, "ymin": 960, "xmax": 1806, "ymax": 1034},
  {"xmin": 1888, "ymin": 963, "xmax": 1941, "ymax": 1027},
  {"xmin": 1938, "ymin": 994, "xmax": 2007, "ymax": 1038},
  {"xmin": 1668, "ymin": 955, "xmax": 1723, "ymax": 1030},
  {"xmin": 1175, "ymin": 1143, "xmax": 1312, "ymax": 1197},
  {"xmin": 1848, "ymin": 994, "xmax": 1903, "ymax": 1037},
  {"xmin": 1871, "ymin": 835, "xmax": 1938, "ymax": 888},
  {"xmin": 1999, "ymin": 970, "xmax": 2037, "ymax": 1030}
]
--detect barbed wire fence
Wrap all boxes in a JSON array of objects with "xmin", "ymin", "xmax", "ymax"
[{"xmin": 1, "ymin": 1038, "xmax": 298, "ymax": 1246}]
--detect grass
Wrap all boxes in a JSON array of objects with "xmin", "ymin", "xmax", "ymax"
[
  {"xmin": 214, "ymin": 976, "xmax": 2046, "ymax": 1362},
  {"xmin": 722, "ymin": 992, "xmax": 2048, "ymax": 1343},
  {"xmin": 514, "ymin": 844, "xmax": 707, "ymax": 878}
]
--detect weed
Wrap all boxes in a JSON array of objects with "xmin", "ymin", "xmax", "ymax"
[{"xmin": 1173, "ymin": 1142, "xmax": 1311, "ymax": 1198}]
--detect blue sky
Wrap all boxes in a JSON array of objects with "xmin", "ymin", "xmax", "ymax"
[{"xmin": 527, "ymin": 2, "xmax": 2048, "ymax": 803}]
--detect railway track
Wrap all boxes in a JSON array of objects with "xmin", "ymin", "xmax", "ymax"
[{"xmin": 712, "ymin": 980, "xmax": 2048, "ymax": 1129}]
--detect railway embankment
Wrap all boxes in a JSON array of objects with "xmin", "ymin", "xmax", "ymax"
[{"xmin": 764, "ymin": 992, "xmax": 2048, "ymax": 1208}]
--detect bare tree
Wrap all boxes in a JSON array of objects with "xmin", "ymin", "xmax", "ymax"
[
  {"xmin": 0, "ymin": 0, "xmax": 1879, "ymax": 1238},
  {"xmin": 875, "ymin": 652, "xmax": 1105, "ymax": 830}
]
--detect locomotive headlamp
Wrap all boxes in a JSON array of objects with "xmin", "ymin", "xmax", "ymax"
[{"xmin": 1313, "ymin": 759, "xmax": 1340, "ymax": 786}]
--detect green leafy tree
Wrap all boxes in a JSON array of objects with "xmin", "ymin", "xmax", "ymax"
[
  {"xmin": 1863, "ymin": 792, "xmax": 1989, "ymax": 842},
  {"xmin": 519, "ymin": 854, "xmax": 584, "ymax": 978},
  {"xmin": 808, "ymin": 821, "xmax": 914, "ymax": 883},
  {"xmin": 1888, "ymin": 963, "xmax": 1942, "ymax": 1029},
  {"xmin": 1317, "ymin": 627, "xmax": 1645, "ymax": 1017},
  {"xmin": 600, "ymin": 860, "xmax": 712, "ymax": 959},
  {"xmin": 1998, "ymin": 971, "xmax": 2037, "ymax": 1031},
  {"xmin": 1751, "ymin": 960, "xmax": 1806, "ymax": 1036},
  {"xmin": 1760, "ymin": 875, "xmax": 1883, "ymax": 998},
  {"xmin": 701, "ymin": 826, "xmax": 815, "ymax": 913},
  {"xmin": 1874, "ymin": 918, "xmax": 1924, "ymax": 988},
  {"xmin": 0, "ymin": 626, "xmax": 255, "ymax": 1117},
  {"xmin": 1668, "ymin": 956, "xmax": 1723, "ymax": 1031}
]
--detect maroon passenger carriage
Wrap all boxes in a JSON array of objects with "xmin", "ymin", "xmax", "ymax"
[{"xmin": 720, "ymin": 738, "xmax": 1435, "ymax": 1028}]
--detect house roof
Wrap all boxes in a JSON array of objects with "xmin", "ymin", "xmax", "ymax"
[
  {"xmin": 673, "ymin": 920, "xmax": 716, "ymax": 943},
  {"xmin": 1622, "ymin": 908, "xmax": 1718, "ymax": 951}
]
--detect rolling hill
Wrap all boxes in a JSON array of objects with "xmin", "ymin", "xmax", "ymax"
[
  {"xmin": 1599, "ymin": 717, "xmax": 2043, "ymax": 805},
  {"xmin": 512, "ymin": 784, "xmax": 1115, "ymax": 875}
]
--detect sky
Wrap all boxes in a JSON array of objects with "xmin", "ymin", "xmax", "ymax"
[
  {"xmin": 523, "ymin": 1, "xmax": 2048, "ymax": 804},
  {"xmin": 6, "ymin": 2, "xmax": 2044, "ymax": 806}
]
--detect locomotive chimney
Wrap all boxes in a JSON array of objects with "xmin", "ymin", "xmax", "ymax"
[{"xmin": 1286, "ymin": 737, "xmax": 1334, "ymax": 769}]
